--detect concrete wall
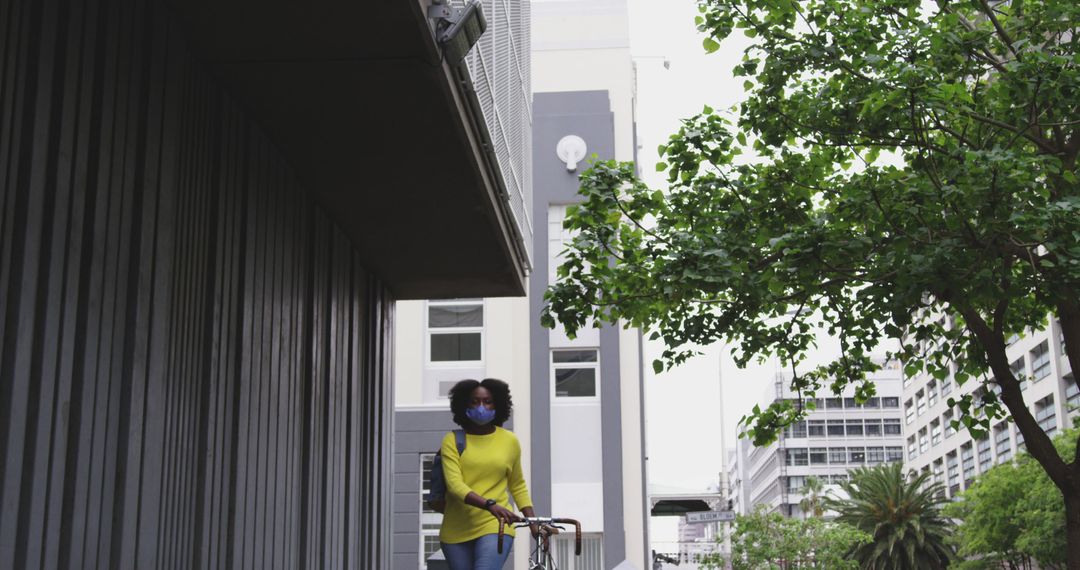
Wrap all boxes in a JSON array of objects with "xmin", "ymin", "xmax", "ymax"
[{"xmin": 0, "ymin": 1, "xmax": 394, "ymax": 567}]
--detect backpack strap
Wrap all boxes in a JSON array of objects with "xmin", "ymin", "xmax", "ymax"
[{"xmin": 454, "ymin": 429, "xmax": 466, "ymax": 455}]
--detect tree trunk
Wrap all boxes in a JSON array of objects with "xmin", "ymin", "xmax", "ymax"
[{"xmin": 1068, "ymin": 487, "xmax": 1080, "ymax": 570}]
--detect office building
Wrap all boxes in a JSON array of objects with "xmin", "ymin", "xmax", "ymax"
[
  {"xmin": 902, "ymin": 321, "xmax": 1078, "ymax": 497},
  {"xmin": 729, "ymin": 363, "xmax": 905, "ymax": 518}
]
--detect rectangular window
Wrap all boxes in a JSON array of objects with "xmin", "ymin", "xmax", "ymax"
[
  {"xmin": 809, "ymin": 447, "xmax": 828, "ymax": 465},
  {"xmin": 420, "ymin": 454, "xmax": 445, "ymax": 567},
  {"xmin": 916, "ymin": 390, "xmax": 927, "ymax": 416},
  {"xmin": 943, "ymin": 410, "xmax": 956, "ymax": 437},
  {"xmin": 864, "ymin": 419, "xmax": 883, "ymax": 437},
  {"xmin": 825, "ymin": 397, "xmax": 843, "ymax": 410},
  {"xmin": 428, "ymin": 300, "xmax": 484, "ymax": 362},
  {"xmin": 885, "ymin": 447, "xmax": 904, "ymax": 463},
  {"xmin": 848, "ymin": 447, "xmax": 866, "ymax": 464},
  {"xmin": 977, "ymin": 437, "xmax": 992, "ymax": 473},
  {"xmin": 994, "ymin": 423, "xmax": 1011, "ymax": 463},
  {"xmin": 846, "ymin": 419, "xmax": 864, "ymax": 436},
  {"xmin": 864, "ymin": 397, "xmax": 880, "ymax": 408},
  {"xmin": 882, "ymin": 397, "xmax": 900, "ymax": 408},
  {"xmin": 787, "ymin": 475, "xmax": 807, "ymax": 493},
  {"xmin": 1035, "ymin": 395, "xmax": 1057, "ymax": 434},
  {"xmin": 552, "ymin": 349, "xmax": 599, "ymax": 398},
  {"xmin": 786, "ymin": 448, "xmax": 808, "ymax": 466},
  {"xmin": 866, "ymin": 447, "xmax": 885, "ymax": 464},
  {"xmin": 927, "ymin": 381, "xmax": 938, "ymax": 407},
  {"xmin": 827, "ymin": 420, "xmax": 846, "ymax": 437},
  {"xmin": 1066, "ymin": 375, "xmax": 1079, "ymax": 409},
  {"xmin": 962, "ymin": 443, "xmax": 975, "ymax": 486},
  {"xmin": 905, "ymin": 400, "xmax": 915, "ymax": 424},
  {"xmin": 790, "ymin": 421, "xmax": 808, "ymax": 438},
  {"xmin": 829, "ymin": 447, "xmax": 847, "ymax": 464},
  {"xmin": 807, "ymin": 420, "xmax": 826, "ymax": 437},
  {"xmin": 930, "ymin": 420, "xmax": 941, "ymax": 446},
  {"xmin": 947, "ymin": 451, "xmax": 960, "ymax": 496},
  {"xmin": 844, "ymin": 397, "xmax": 859, "ymax": 409},
  {"xmin": 1031, "ymin": 341, "xmax": 1051, "ymax": 381},
  {"xmin": 883, "ymin": 419, "xmax": 902, "ymax": 435},
  {"xmin": 941, "ymin": 378, "xmax": 953, "ymax": 396},
  {"xmin": 918, "ymin": 428, "xmax": 929, "ymax": 453}
]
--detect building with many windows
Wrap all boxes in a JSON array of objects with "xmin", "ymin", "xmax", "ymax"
[
  {"xmin": 728, "ymin": 363, "xmax": 906, "ymax": 518},
  {"xmin": 391, "ymin": 2, "xmax": 649, "ymax": 569},
  {"xmin": 902, "ymin": 321, "xmax": 1079, "ymax": 497}
]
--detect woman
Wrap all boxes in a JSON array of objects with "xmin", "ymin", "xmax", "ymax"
[{"xmin": 439, "ymin": 378, "xmax": 535, "ymax": 570}]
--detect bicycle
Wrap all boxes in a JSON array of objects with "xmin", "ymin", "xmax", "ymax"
[{"xmin": 497, "ymin": 516, "xmax": 582, "ymax": 570}]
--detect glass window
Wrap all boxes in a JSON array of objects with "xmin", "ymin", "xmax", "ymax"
[
  {"xmin": 848, "ymin": 447, "xmax": 866, "ymax": 464},
  {"xmin": 827, "ymin": 420, "xmax": 845, "ymax": 437},
  {"xmin": 552, "ymin": 349, "xmax": 599, "ymax": 398},
  {"xmin": 866, "ymin": 447, "xmax": 885, "ymax": 464},
  {"xmin": 807, "ymin": 420, "xmax": 825, "ymax": 437},
  {"xmin": 907, "ymin": 436, "xmax": 918, "ymax": 460},
  {"xmin": 786, "ymin": 448, "xmax": 808, "ymax": 466},
  {"xmin": 883, "ymin": 419, "xmax": 902, "ymax": 435},
  {"xmin": 882, "ymin": 397, "xmax": 900, "ymax": 408},
  {"xmin": 826, "ymin": 397, "xmax": 843, "ymax": 410},
  {"xmin": 864, "ymin": 419, "xmax": 883, "ymax": 436},
  {"xmin": 428, "ymin": 300, "xmax": 484, "ymax": 362},
  {"xmin": 1066, "ymin": 375, "xmax": 1079, "ymax": 409},
  {"xmin": 846, "ymin": 419, "xmax": 864, "ymax": 436},
  {"xmin": 829, "ymin": 448, "xmax": 847, "ymax": 464},
  {"xmin": 809, "ymin": 447, "xmax": 828, "ymax": 465},
  {"xmin": 930, "ymin": 420, "xmax": 941, "ymax": 446},
  {"xmin": 863, "ymin": 397, "xmax": 880, "ymax": 408},
  {"xmin": 885, "ymin": 447, "xmax": 904, "ymax": 463},
  {"xmin": 844, "ymin": 397, "xmax": 859, "ymax": 409},
  {"xmin": 420, "ymin": 454, "xmax": 445, "ymax": 567},
  {"xmin": 1035, "ymin": 395, "xmax": 1057, "ymax": 434},
  {"xmin": 905, "ymin": 400, "xmax": 915, "ymax": 424},
  {"xmin": 1031, "ymin": 341, "xmax": 1051, "ymax": 381},
  {"xmin": 943, "ymin": 409, "xmax": 956, "ymax": 437}
]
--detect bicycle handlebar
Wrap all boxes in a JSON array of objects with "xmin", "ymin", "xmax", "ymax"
[{"xmin": 497, "ymin": 516, "xmax": 582, "ymax": 556}]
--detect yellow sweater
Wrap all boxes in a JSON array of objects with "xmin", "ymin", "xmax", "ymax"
[{"xmin": 439, "ymin": 427, "xmax": 533, "ymax": 544}]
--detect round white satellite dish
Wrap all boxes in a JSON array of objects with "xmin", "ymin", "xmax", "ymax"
[{"xmin": 556, "ymin": 135, "xmax": 587, "ymax": 171}]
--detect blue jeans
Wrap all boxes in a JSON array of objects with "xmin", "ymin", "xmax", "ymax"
[{"xmin": 441, "ymin": 534, "xmax": 512, "ymax": 570}]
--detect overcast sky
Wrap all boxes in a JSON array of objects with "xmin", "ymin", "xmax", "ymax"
[{"xmin": 623, "ymin": 1, "xmax": 853, "ymax": 552}]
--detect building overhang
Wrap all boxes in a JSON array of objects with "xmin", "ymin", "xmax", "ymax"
[{"xmin": 168, "ymin": 0, "xmax": 528, "ymax": 299}]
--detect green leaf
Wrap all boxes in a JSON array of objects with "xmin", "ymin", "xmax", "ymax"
[{"xmin": 702, "ymin": 37, "xmax": 721, "ymax": 54}]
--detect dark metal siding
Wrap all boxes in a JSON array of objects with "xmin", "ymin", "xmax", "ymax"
[{"xmin": 0, "ymin": 1, "xmax": 394, "ymax": 568}]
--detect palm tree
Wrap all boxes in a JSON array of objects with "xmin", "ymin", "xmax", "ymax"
[
  {"xmin": 799, "ymin": 475, "xmax": 827, "ymax": 518},
  {"xmin": 825, "ymin": 462, "xmax": 954, "ymax": 569}
]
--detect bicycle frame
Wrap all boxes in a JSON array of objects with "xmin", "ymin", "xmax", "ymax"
[{"xmin": 497, "ymin": 516, "xmax": 582, "ymax": 569}]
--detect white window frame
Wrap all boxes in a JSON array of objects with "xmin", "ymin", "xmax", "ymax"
[
  {"xmin": 551, "ymin": 348, "xmax": 601, "ymax": 402},
  {"xmin": 426, "ymin": 299, "xmax": 485, "ymax": 366},
  {"xmin": 419, "ymin": 453, "xmax": 444, "ymax": 568}
]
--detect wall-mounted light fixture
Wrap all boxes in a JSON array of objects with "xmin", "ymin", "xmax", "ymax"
[
  {"xmin": 556, "ymin": 135, "xmax": 588, "ymax": 171},
  {"xmin": 428, "ymin": 0, "xmax": 487, "ymax": 65}
]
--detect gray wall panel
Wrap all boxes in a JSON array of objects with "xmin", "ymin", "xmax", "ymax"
[{"xmin": 0, "ymin": 1, "xmax": 395, "ymax": 568}]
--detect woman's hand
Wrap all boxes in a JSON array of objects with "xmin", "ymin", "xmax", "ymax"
[{"xmin": 488, "ymin": 503, "xmax": 520, "ymax": 525}]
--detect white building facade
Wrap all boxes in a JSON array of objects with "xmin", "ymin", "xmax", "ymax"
[
  {"xmin": 729, "ymin": 365, "xmax": 906, "ymax": 518},
  {"xmin": 902, "ymin": 320, "xmax": 1079, "ymax": 497},
  {"xmin": 391, "ymin": 2, "xmax": 649, "ymax": 569}
]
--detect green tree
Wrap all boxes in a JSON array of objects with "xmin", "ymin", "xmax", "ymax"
[
  {"xmin": 945, "ymin": 425, "xmax": 1076, "ymax": 570},
  {"xmin": 798, "ymin": 476, "xmax": 827, "ymax": 519},
  {"xmin": 826, "ymin": 462, "xmax": 954, "ymax": 569},
  {"xmin": 541, "ymin": 0, "xmax": 1080, "ymax": 564},
  {"xmin": 698, "ymin": 506, "xmax": 869, "ymax": 569}
]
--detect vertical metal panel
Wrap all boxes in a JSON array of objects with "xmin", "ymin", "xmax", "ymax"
[{"xmin": 0, "ymin": 0, "xmax": 395, "ymax": 568}]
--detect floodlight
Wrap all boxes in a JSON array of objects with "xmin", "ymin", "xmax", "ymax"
[{"xmin": 428, "ymin": 0, "xmax": 487, "ymax": 65}]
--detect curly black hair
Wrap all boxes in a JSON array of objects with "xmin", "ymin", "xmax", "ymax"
[{"xmin": 448, "ymin": 378, "xmax": 513, "ymax": 427}]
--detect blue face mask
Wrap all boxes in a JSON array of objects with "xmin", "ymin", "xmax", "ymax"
[{"xmin": 466, "ymin": 405, "xmax": 497, "ymax": 425}]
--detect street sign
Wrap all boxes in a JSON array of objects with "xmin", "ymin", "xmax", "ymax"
[{"xmin": 685, "ymin": 510, "xmax": 736, "ymax": 524}]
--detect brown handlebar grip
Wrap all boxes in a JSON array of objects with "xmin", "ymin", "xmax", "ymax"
[
  {"xmin": 497, "ymin": 520, "xmax": 505, "ymax": 554},
  {"xmin": 553, "ymin": 518, "xmax": 583, "ymax": 556}
]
